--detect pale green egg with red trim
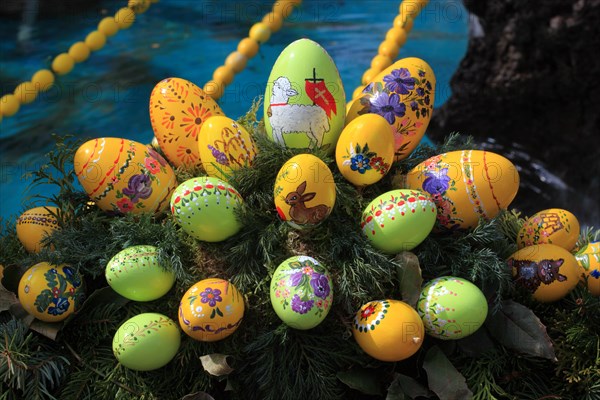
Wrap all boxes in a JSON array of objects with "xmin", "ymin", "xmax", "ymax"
[
  {"xmin": 113, "ymin": 313, "xmax": 180, "ymax": 371},
  {"xmin": 405, "ymin": 150, "xmax": 519, "ymax": 231}
]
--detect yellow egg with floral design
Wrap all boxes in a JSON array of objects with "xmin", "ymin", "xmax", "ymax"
[
  {"xmin": 198, "ymin": 116, "xmax": 258, "ymax": 181},
  {"xmin": 347, "ymin": 57, "xmax": 435, "ymax": 161},
  {"xmin": 18, "ymin": 262, "xmax": 85, "ymax": 322},
  {"xmin": 352, "ymin": 300, "xmax": 424, "ymax": 361},
  {"xmin": 575, "ymin": 241, "xmax": 600, "ymax": 296},
  {"xmin": 16, "ymin": 206, "xmax": 60, "ymax": 253},
  {"xmin": 178, "ymin": 278, "xmax": 244, "ymax": 342},
  {"xmin": 405, "ymin": 150, "xmax": 519, "ymax": 231},
  {"xmin": 517, "ymin": 209, "xmax": 580, "ymax": 250},
  {"xmin": 149, "ymin": 77, "xmax": 225, "ymax": 168},
  {"xmin": 335, "ymin": 114, "xmax": 395, "ymax": 186},
  {"xmin": 74, "ymin": 138, "xmax": 177, "ymax": 215}
]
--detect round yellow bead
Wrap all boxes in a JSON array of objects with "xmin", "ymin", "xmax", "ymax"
[
  {"xmin": 85, "ymin": 31, "xmax": 107, "ymax": 51},
  {"xmin": 128, "ymin": 0, "xmax": 150, "ymax": 14},
  {"xmin": 273, "ymin": 1, "xmax": 295, "ymax": 19},
  {"xmin": 52, "ymin": 53, "xmax": 75, "ymax": 75},
  {"xmin": 371, "ymin": 54, "xmax": 393, "ymax": 71},
  {"xmin": 249, "ymin": 23, "xmax": 271, "ymax": 43},
  {"xmin": 361, "ymin": 68, "xmax": 378, "ymax": 85},
  {"xmin": 352, "ymin": 85, "xmax": 365, "ymax": 99},
  {"xmin": 203, "ymin": 80, "xmax": 224, "ymax": 101},
  {"xmin": 68, "ymin": 41, "xmax": 91, "ymax": 63},
  {"xmin": 115, "ymin": 7, "xmax": 136, "ymax": 29},
  {"xmin": 225, "ymin": 51, "xmax": 247, "ymax": 73},
  {"xmin": 213, "ymin": 66, "xmax": 235, "ymax": 86},
  {"xmin": 378, "ymin": 39, "xmax": 399, "ymax": 60},
  {"xmin": 238, "ymin": 38, "xmax": 259, "ymax": 58},
  {"xmin": 394, "ymin": 15, "xmax": 414, "ymax": 32},
  {"xmin": 0, "ymin": 94, "xmax": 20, "ymax": 117},
  {"xmin": 14, "ymin": 82, "xmax": 38, "ymax": 105},
  {"xmin": 262, "ymin": 12, "xmax": 284, "ymax": 32},
  {"xmin": 98, "ymin": 17, "xmax": 119, "ymax": 37},
  {"xmin": 31, "ymin": 69, "xmax": 55, "ymax": 91},
  {"xmin": 386, "ymin": 27, "xmax": 408, "ymax": 47}
]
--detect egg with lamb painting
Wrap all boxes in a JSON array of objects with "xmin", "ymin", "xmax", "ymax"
[
  {"xmin": 270, "ymin": 256, "xmax": 333, "ymax": 330},
  {"xmin": 264, "ymin": 39, "xmax": 346, "ymax": 153}
]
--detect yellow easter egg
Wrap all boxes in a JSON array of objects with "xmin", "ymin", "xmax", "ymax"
[
  {"xmin": 178, "ymin": 278, "xmax": 245, "ymax": 342},
  {"xmin": 149, "ymin": 77, "xmax": 224, "ymax": 169},
  {"xmin": 575, "ymin": 241, "xmax": 600, "ymax": 296},
  {"xmin": 273, "ymin": 154, "xmax": 336, "ymax": 228},
  {"xmin": 352, "ymin": 300, "xmax": 424, "ymax": 362},
  {"xmin": 74, "ymin": 138, "xmax": 177, "ymax": 214},
  {"xmin": 347, "ymin": 57, "xmax": 435, "ymax": 161},
  {"xmin": 198, "ymin": 116, "xmax": 258, "ymax": 181},
  {"xmin": 16, "ymin": 207, "xmax": 60, "ymax": 253},
  {"xmin": 517, "ymin": 209, "xmax": 580, "ymax": 250},
  {"xmin": 508, "ymin": 244, "xmax": 580, "ymax": 302},
  {"xmin": 18, "ymin": 262, "xmax": 84, "ymax": 322},
  {"xmin": 335, "ymin": 114, "xmax": 395, "ymax": 186},
  {"xmin": 405, "ymin": 150, "xmax": 520, "ymax": 231}
]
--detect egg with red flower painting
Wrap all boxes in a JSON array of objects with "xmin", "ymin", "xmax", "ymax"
[
  {"xmin": 149, "ymin": 77, "xmax": 224, "ymax": 169},
  {"xmin": 74, "ymin": 138, "xmax": 177, "ymax": 215},
  {"xmin": 170, "ymin": 177, "xmax": 243, "ymax": 242},
  {"xmin": 178, "ymin": 278, "xmax": 245, "ymax": 342},
  {"xmin": 361, "ymin": 189, "xmax": 436, "ymax": 254}
]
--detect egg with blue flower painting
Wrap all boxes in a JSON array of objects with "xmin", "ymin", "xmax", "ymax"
[
  {"xmin": 270, "ymin": 256, "xmax": 333, "ymax": 330},
  {"xmin": 74, "ymin": 138, "xmax": 177, "ymax": 215},
  {"xmin": 18, "ymin": 262, "xmax": 85, "ymax": 322},
  {"xmin": 575, "ymin": 241, "xmax": 600, "ymax": 296},
  {"xmin": 347, "ymin": 57, "xmax": 435, "ymax": 161},
  {"xmin": 178, "ymin": 278, "xmax": 245, "ymax": 342}
]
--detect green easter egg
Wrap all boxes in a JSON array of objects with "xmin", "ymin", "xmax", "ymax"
[
  {"xmin": 417, "ymin": 276, "xmax": 488, "ymax": 340},
  {"xmin": 264, "ymin": 39, "xmax": 346, "ymax": 153},
  {"xmin": 170, "ymin": 177, "xmax": 243, "ymax": 242},
  {"xmin": 105, "ymin": 245, "xmax": 175, "ymax": 301},
  {"xmin": 361, "ymin": 189, "xmax": 437, "ymax": 254},
  {"xmin": 270, "ymin": 256, "xmax": 333, "ymax": 330},
  {"xmin": 113, "ymin": 313, "xmax": 180, "ymax": 371}
]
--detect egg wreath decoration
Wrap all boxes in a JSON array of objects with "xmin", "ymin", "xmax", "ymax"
[{"xmin": 1, "ymin": 1, "xmax": 599, "ymax": 399}]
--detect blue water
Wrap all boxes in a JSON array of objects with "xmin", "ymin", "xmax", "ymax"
[{"xmin": 0, "ymin": 0, "xmax": 469, "ymax": 219}]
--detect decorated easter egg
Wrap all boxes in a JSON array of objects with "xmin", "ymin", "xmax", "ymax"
[
  {"xmin": 16, "ymin": 206, "xmax": 60, "ymax": 253},
  {"xmin": 178, "ymin": 278, "xmax": 244, "ymax": 342},
  {"xmin": 198, "ymin": 116, "xmax": 258, "ymax": 181},
  {"xmin": 361, "ymin": 189, "xmax": 436, "ymax": 254},
  {"xmin": 508, "ymin": 244, "xmax": 580, "ymax": 302},
  {"xmin": 170, "ymin": 177, "xmax": 243, "ymax": 242},
  {"xmin": 417, "ymin": 277, "xmax": 488, "ymax": 340},
  {"xmin": 405, "ymin": 150, "xmax": 519, "ymax": 231},
  {"xmin": 149, "ymin": 77, "xmax": 224, "ymax": 168},
  {"xmin": 113, "ymin": 313, "xmax": 180, "ymax": 371},
  {"xmin": 517, "ymin": 209, "xmax": 580, "ymax": 250},
  {"xmin": 335, "ymin": 114, "xmax": 395, "ymax": 186},
  {"xmin": 347, "ymin": 57, "xmax": 435, "ymax": 161},
  {"xmin": 18, "ymin": 262, "xmax": 84, "ymax": 322},
  {"xmin": 575, "ymin": 241, "xmax": 600, "ymax": 296},
  {"xmin": 273, "ymin": 154, "xmax": 336, "ymax": 228},
  {"xmin": 352, "ymin": 300, "xmax": 424, "ymax": 361},
  {"xmin": 74, "ymin": 138, "xmax": 177, "ymax": 215},
  {"xmin": 270, "ymin": 256, "xmax": 333, "ymax": 330},
  {"xmin": 264, "ymin": 39, "xmax": 346, "ymax": 152},
  {"xmin": 105, "ymin": 245, "xmax": 176, "ymax": 301}
]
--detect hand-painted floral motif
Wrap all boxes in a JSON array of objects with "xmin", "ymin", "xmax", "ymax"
[
  {"xmin": 33, "ymin": 265, "xmax": 84, "ymax": 318},
  {"xmin": 291, "ymin": 295, "xmax": 314, "ymax": 314},
  {"xmin": 353, "ymin": 300, "xmax": 390, "ymax": 333},
  {"xmin": 123, "ymin": 174, "xmax": 153, "ymax": 203},
  {"xmin": 383, "ymin": 68, "xmax": 415, "ymax": 95},
  {"xmin": 368, "ymin": 92, "xmax": 406, "ymax": 124},
  {"xmin": 200, "ymin": 287, "xmax": 222, "ymax": 307},
  {"xmin": 342, "ymin": 143, "xmax": 390, "ymax": 175}
]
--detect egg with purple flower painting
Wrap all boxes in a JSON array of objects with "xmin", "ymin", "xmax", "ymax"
[
  {"xmin": 346, "ymin": 57, "xmax": 435, "ymax": 161},
  {"xmin": 198, "ymin": 116, "xmax": 258, "ymax": 182},
  {"xmin": 270, "ymin": 256, "xmax": 333, "ymax": 330}
]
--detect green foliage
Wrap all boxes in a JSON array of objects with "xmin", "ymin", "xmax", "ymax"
[{"xmin": 0, "ymin": 105, "xmax": 598, "ymax": 400}]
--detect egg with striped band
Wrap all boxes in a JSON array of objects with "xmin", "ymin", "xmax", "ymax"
[
  {"xmin": 74, "ymin": 138, "xmax": 177, "ymax": 215},
  {"xmin": 575, "ymin": 241, "xmax": 600, "ymax": 296},
  {"xmin": 16, "ymin": 206, "xmax": 60, "ymax": 253},
  {"xmin": 405, "ymin": 150, "xmax": 519, "ymax": 231}
]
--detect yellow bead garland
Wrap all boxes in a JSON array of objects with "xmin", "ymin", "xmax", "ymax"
[
  {"xmin": 0, "ymin": 1, "xmax": 158, "ymax": 121},
  {"xmin": 203, "ymin": 0, "xmax": 303, "ymax": 101},
  {"xmin": 352, "ymin": 0, "xmax": 429, "ymax": 99}
]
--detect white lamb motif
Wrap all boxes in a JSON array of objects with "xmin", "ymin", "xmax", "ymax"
[{"xmin": 269, "ymin": 76, "xmax": 330, "ymax": 148}]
